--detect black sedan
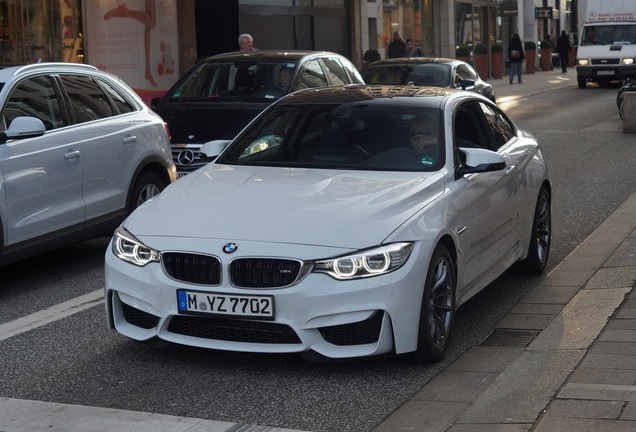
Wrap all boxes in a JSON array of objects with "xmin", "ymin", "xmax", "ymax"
[
  {"xmin": 152, "ymin": 50, "xmax": 364, "ymax": 176},
  {"xmin": 361, "ymin": 57, "xmax": 496, "ymax": 103}
]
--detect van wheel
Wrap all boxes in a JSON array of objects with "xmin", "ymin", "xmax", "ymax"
[
  {"xmin": 578, "ymin": 78, "xmax": 586, "ymax": 89},
  {"xmin": 128, "ymin": 172, "xmax": 163, "ymax": 214}
]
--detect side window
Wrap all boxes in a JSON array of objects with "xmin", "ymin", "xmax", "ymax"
[
  {"xmin": 479, "ymin": 102, "xmax": 515, "ymax": 150},
  {"xmin": 5, "ymin": 75, "xmax": 64, "ymax": 131},
  {"xmin": 299, "ymin": 60, "xmax": 329, "ymax": 89},
  {"xmin": 97, "ymin": 79, "xmax": 136, "ymax": 114},
  {"xmin": 60, "ymin": 74, "xmax": 115, "ymax": 123},
  {"xmin": 321, "ymin": 57, "xmax": 348, "ymax": 85},
  {"xmin": 453, "ymin": 102, "xmax": 490, "ymax": 150}
]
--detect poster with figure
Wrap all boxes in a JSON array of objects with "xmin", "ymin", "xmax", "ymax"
[{"xmin": 84, "ymin": 0, "xmax": 179, "ymax": 105}]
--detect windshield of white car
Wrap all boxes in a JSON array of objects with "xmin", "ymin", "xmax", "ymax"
[
  {"xmin": 169, "ymin": 60, "xmax": 298, "ymax": 101},
  {"xmin": 218, "ymin": 103, "xmax": 444, "ymax": 172}
]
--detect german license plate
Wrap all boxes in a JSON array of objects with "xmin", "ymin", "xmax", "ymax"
[
  {"xmin": 177, "ymin": 289, "xmax": 274, "ymax": 320},
  {"xmin": 597, "ymin": 70, "xmax": 615, "ymax": 75}
]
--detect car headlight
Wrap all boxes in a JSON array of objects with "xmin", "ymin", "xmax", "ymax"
[
  {"xmin": 577, "ymin": 59, "xmax": 589, "ymax": 66},
  {"xmin": 313, "ymin": 243, "xmax": 413, "ymax": 280},
  {"xmin": 112, "ymin": 227, "xmax": 160, "ymax": 266},
  {"xmin": 622, "ymin": 58, "xmax": 634, "ymax": 65}
]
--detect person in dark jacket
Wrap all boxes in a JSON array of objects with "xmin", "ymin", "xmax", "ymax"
[
  {"xmin": 388, "ymin": 32, "xmax": 407, "ymax": 58},
  {"xmin": 556, "ymin": 30, "xmax": 572, "ymax": 73},
  {"xmin": 508, "ymin": 33, "xmax": 525, "ymax": 84}
]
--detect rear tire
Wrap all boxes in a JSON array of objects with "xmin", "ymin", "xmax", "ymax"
[
  {"xmin": 515, "ymin": 186, "xmax": 551, "ymax": 275},
  {"xmin": 128, "ymin": 171, "xmax": 164, "ymax": 214},
  {"xmin": 411, "ymin": 244, "xmax": 456, "ymax": 364}
]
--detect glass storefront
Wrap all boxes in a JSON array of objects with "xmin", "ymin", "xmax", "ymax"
[{"xmin": 0, "ymin": 0, "xmax": 83, "ymax": 65}]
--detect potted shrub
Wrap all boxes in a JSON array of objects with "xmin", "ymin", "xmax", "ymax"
[
  {"xmin": 362, "ymin": 49, "xmax": 381, "ymax": 70},
  {"xmin": 456, "ymin": 44, "xmax": 471, "ymax": 63},
  {"xmin": 474, "ymin": 43, "xmax": 488, "ymax": 79},
  {"xmin": 540, "ymin": 39, "xmax": 552, "ymax": 71},
  {"xmin": 490, "ymin": 43, "xmax": 503, "ymax": 79},
  {"xmin": 524, "ymin": 41, "xmax": 536, "ymax": 74}
]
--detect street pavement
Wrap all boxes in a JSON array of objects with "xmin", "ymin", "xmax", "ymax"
[{"xmin": 2, "ymin": 70, "xmax": 636, "ymax": 432}]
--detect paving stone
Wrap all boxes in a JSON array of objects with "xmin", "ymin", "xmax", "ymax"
[
  {"xmin": 568, "ymin": 367, "xmax": 636, "ymax": 385},
  {"xmin": 446, "ymin": 346, "xmax": 525, "ymax": 373},
  {"xmin": 586, "ymin": 268, "xmax": 636, "ymax": 290},
  {"xmin": 496, "ymin": 313, "xmax": 554, "ymax": 330},
  {"xmin": 413, "ymin": 371, "xmax": 498, "ymax": 403},
  {"xmin": 543, "ymin": 399, "xmax": 623, "ymax": 419},
  {"xmin": 372, "ymin": 400, "xmax": 469, "ymax": 432}
]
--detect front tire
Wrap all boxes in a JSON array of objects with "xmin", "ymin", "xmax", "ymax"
[
  {"xmin": 515, "ymin": 186, "xmax": 551, "ymax": 275},
  {"xmin": 128, "ymin": 171, "xmax": 164, "ymax": 214},
  {"xmin": 411, "ymin": 244, "xmax": 456, "ymax": 364},
  {"xmin": 578, "ymin": 77, "xmax": 586, "ymax": 89}
]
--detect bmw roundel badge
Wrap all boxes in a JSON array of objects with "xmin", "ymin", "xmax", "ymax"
[{"xmin": 223, "ymin": 242, "xmax": 238, "ymax": 254}]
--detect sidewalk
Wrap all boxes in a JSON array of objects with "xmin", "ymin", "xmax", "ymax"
[{"xmin": 374, "ymin": 70, "xmax": 636, "ymax": 432}]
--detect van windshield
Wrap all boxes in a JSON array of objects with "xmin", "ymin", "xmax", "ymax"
[{"xmin": 581, "ymin": 24, "xmax": 636, "ymax": 46}]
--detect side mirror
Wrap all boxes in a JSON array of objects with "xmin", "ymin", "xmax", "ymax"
[
  {"xmin": 199, "ymin": 139, "xmax": 232, "ymax": 161},
  {"xmin": 458, "ymin": 147, "xmax": 506, "ymax": 176},
  {"xmin": 0, "ymin": 117, "xmax": 46, "ymax": 144},
  {"xmin": 459, "ymin": 79, "xmax": 476, "ymax": 90}
]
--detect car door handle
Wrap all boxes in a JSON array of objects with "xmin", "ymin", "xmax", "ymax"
[
  {"xmin": 123, "ymin": 135, "xmax": 137, "ymax": 145},
  {"xmin": 64, "ymin": 150, "xmax": 80, "ymax": 160}
]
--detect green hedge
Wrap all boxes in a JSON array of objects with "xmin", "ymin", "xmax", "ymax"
[
  {"xmin": 474, "ymin": 43, "xmax": 488, "ymax": 54},
  {"xmin": 456, "ymin": 45, "xmax": 470, "ymax": 56}
]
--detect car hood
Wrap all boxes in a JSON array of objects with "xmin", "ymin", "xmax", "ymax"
[
  {"xmin": 126, "ymin": 164, "xmax": 446, "ymax": 249},
  {"xmin": 155, "ymin": 101, "xmax": 271, "ymax": 143}
]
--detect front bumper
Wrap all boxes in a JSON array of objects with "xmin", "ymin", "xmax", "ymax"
[
  {"xmin": 104, "ymin": 237, "xmax": 432, "ymax": 360},
  {"xmin": 577, "ymin": 65, "xmax": 636, "ymax": 81}
]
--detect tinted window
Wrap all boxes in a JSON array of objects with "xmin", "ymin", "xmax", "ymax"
[
  {"xmin": 219, "ymin": 102, "xmax": 443, "ymax": 172},
  {"xmin": 61, "ymin": 74, "xmax": 115, "ymax": 123},
  {"xmin": 479, "ymin": 102, "xmax": 514, "ymax": 150},
  {"xmin": 4, "ymin": 75, "xmax": 64, "ymax": 131},
  {"xmin": 321, "ymin": 57, "xmax": 348, "ymax": 85},
  {"xmin": 97, "ymin": 79, "xmax": 135, "ymax": 114},
  {"xmin": 299, "ymin": 60, "xmax": 328, "ymax": 89},
  {"xmin": 453, "ymin": 102, "xmax": 490, "ymax": 150}
]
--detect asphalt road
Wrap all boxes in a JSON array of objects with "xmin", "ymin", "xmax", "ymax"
[{"xmin": 1, "ymin": 82, "xmax": 635, "ymax": 432}]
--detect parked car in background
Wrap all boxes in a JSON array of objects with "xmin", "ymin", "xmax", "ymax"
[
  {"xmin": 105, "ymin": 84, "xmax": 551, "ymax": 363},
  {"xmin": 361, "ymin": 57, "xmax": 496, "ymax": 102},
  {"xmin": 152, "ymin": 50, "xmax": 364, "ymax": 177},
  {"xmin": 0, "ymin": 62, "xmax": 175, "ymax": 267}
]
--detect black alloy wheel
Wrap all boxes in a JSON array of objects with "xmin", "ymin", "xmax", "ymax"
[{"xmin": 411, "ymin": 243, "xmax": 456, "ymax": 364}]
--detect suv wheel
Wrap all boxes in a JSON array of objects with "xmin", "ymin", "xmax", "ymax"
[{"xmin": 128, "ymin": 172, "xmax": 163, "ymax": 213}]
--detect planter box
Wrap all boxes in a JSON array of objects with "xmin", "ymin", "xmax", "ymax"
[
  {"xmin": 474, "ymin": 53, "xmax": 488, "ymax": 80},
  {"xmin": 540, "ymin": 48, "xmax": 552, "ymax": 71},
  {"xmin": 525, "ymin": 49, "xmax": 536, "ymax": 74},
  {"xmin": 491, "ymin": 52, "xmax": 503, "ymax": 79}
]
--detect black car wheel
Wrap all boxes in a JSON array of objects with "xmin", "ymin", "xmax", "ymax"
[
  {"xmin": 515, "ymin": 186, "xmax": 551, "ymax": 275},
  {"xmin": 411, "ymin": 243, "xmax": 456, "ymax": 364}
]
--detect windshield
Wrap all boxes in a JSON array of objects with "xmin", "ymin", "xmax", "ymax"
[
  {"xmin": 581, "ymin": 24, "xmax": 636, "ymax": 46},
  {"xmin": 218, "ymin": 102, "xmax": 444, "ymax": 172},
  {"xmin": 363, "ymin": 63, "xmax": 451, "ymax": 87},
  {"xmin": 170, "ymin": 60, "xmax": 298, "ymax": 101}
]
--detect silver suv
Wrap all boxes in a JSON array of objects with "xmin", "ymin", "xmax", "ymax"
[{"xmin": 0, "ymin": 62, "xmax": 176, "ymax": 266}]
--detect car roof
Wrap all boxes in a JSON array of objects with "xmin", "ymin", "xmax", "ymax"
[
  {"xmin": 367, "ymin": 57, "xmax": 461, "ymax": 67},
  {"xmin": 0, "ymin": 62, "xmax": 103, "ymax": 82},
  {"xmin": 200, "ymin": 50, "xmax": 348, "ymax": 63},
  {"xmin": 275, "ymin": 84, "xmax": 463, "ymax": 108}
]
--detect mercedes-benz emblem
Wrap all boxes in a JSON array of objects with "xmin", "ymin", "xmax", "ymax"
[
  {"xmin": 177, "ymin": 149, "xmax": 195, "ymax": 166},
  {"xmin": 223, "ymin": 242, "xmax": 238, "ymax": 254}
]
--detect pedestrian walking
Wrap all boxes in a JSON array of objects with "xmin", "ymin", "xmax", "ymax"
[
  {"xmin": 388, "ymin": 32, "xmax": 406, "ymax": 58},
  {"xmin": 556, "ymin": 30, "xmax": 571, "ymax": 73},
  {"xmin": 508, "ymin": 33, "xmax": 525, "ymax": 84}
]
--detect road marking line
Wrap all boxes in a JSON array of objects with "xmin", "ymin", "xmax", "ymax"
[{"xmin": 0, "ymin": 289, "xmax": 103, "ymax": 341}]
